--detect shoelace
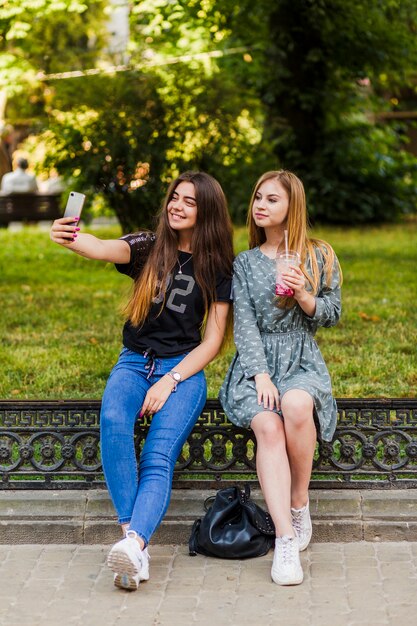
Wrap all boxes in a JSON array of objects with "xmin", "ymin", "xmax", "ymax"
[
  {"xmin": 280, "ymin": 537, "xmax": 297, "ymax": 565},
  {"xmin": 291, "ymin": 509, "xmax": 305, "ymax": 536}
]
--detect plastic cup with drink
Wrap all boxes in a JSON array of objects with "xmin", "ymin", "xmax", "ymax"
[
  {"xmin": 275, "ymin": 231, "xmax": 300, "ymax": 297},
  {"xmin": 275, "ymin": 250, "xmax": 301, "ymax": 297}
]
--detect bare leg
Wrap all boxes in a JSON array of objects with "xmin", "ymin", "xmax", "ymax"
[
  {"xmin": 281, "ymin": 390, "xmax": 316, "ymax": 509},
  {"xmin": 120, "ymin": 523, "xmax": 145, "ymax": 549},
  {"xmin": 251, "ymin": 411, "xmax": 294, "ymax": 537}
]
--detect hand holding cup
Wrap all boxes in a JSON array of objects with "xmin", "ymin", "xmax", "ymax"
[{"xmin": 275, "ymin": 251, "xmax": 301, "ymax": 297}]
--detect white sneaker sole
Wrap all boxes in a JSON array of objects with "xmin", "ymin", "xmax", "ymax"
[
  {"xmin": 114, "ymin": 572, "xmax": 139, "ymax": 591},
  {"xmin": 107, "ymin": 547, "xmax": 140, "ymax": 577},
  {"xmin": 271, "ymin": 569, "xmax": 304, "ymax": 586}
]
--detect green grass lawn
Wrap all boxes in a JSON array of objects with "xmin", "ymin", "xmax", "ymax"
[{"xmin": 0, "ymin": 221, "xmax": 416, "ymax": 399}]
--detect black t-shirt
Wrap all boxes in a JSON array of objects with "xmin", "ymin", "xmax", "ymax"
[{"xmin": 115, "ymin": 232, "xmax": 232, "ymax": 357}]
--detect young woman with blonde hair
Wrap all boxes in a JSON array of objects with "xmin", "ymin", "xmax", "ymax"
[
  {"xmin": 51, "ymin": 171, "xmax": 233, "ymax": 591},
  {"xmin": 220, "ymin": 170, "xmax": 342, "ymax": 585}
]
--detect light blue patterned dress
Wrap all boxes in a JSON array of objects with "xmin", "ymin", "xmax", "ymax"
[{"xmin": 219, "ymin": 245, "xmax": 342, "ymax": 442}]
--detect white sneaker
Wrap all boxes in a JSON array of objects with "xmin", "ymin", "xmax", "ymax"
[
  {"xmin": 107, "ymin": 530, "xmax": 150, "ymax": 591},
  {"xmin": 291, "ymin": 500, "xmax": 312, "ymax": 551},
  {"xmin": 271, "ymin": 535, "xmax": 303, "ymax": 586}
]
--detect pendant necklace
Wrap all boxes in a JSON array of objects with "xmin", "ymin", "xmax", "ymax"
[{"xmin": 177, "ymin": 254, "xmax": 193, "ymax": 274}]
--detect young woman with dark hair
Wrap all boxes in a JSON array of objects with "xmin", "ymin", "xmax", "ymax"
[
  {"xmin": 220, "ymin": 170, "xmax": 342, "ymax": 586},
  {"xmin": 51, "ymin": 171, "xmax": 233, "ymax": 591}
]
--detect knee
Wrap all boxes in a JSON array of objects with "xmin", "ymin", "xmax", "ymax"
[
  {"xmin": 281, "ymin": 394, "xmax": 314, "ymax": 429},
  {"xmin": 252, "ymin": 415, "xmax": 285, "ymax": 447},
  {"xmin": 100, "ymin": 407, "xmax": 131, "ymax": 437},
  {"xmin": 139, "ymin": 450, "xmax": 173, "ymax": 481}
]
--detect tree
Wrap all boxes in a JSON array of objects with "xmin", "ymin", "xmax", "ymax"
[
  {"xmin": 129, "ymin": 0, "xmax": 417, "ymax": 223},
  {"xmin": 128, "ymin": 0, "xmax": 269, "ymax": 221},
  {"xmin": 2, "ymin": 1, "xmax": 265, "ymax": 228},
  {"xmin": 32, "ymin": 72, "xmax": 172, "ymax": 232},
  {"xmin": 0, "ymin": 0, "xmax": 107, "ymax": 104},
  {"xmin": 4, "ymin": 0, "xmax": 417, "ymax": 227},
  {"xmin": 225, "ymin": 0, "xmax": 417, "ymax": 222},
  {"xmin": 0, "ymin": 0, "xmax": 110, "ymax": 181}
]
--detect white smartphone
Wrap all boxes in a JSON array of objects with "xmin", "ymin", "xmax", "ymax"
[{"xmin": 63, "ymin": 191, "xmax": 86, "ymax": 222}]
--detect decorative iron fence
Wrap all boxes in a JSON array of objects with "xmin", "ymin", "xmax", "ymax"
[{"xmin": 0, "ymin": 398, "xmax": 416, "ymax": 489}]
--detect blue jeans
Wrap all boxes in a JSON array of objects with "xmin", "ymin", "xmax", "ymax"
[{"xmin": 100, "ymin": 347, "xmax": 207, "ymax": 546}]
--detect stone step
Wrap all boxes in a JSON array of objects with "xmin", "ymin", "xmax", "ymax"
[{"xmin": 1, "ymin": 488, "xmax": 417, "ymax": 545}]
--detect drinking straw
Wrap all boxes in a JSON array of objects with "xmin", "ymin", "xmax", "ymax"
[{"xmin": 284, "ymin": 230, "xmax": 289, "ymax": 259}]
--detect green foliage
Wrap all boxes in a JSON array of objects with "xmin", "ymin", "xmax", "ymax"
[
  {"xmin": 30, "ymin": 73, "xmax": 171, "ymax": 232},
  {"xmin": 3, "ymin": 0, "xmax": 417, "ymax": 226},
  {"xmin": 129, "ymin": 0, "xmax": 268, "ymax": 221},
  {"xmin": 3, "ymin": 1, "xmax": 267, "ymax": 228},
  {"xmin": 0, "ymin": 0, "xmax": 107, "ymax": 98},
  {"xmin": 252, "ymin": 0, "xmax": 417, "ymax": 222},
  {"xmin": 127, "ymin": 0, "xmax": 417, "ymax": 223},
  {"xmin": 277, "ymin": 122, "xmax": 417, "ymax": 223}
]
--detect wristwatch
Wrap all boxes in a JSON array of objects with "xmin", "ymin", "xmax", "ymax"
[{"xmin": 167, "ymin": 370, "xmax": 182, "ymax": 392}]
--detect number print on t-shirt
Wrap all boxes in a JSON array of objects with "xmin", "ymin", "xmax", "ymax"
[
  {"xmin": 166, "ymin": 274, "xmax": 195, "ymax": 313},
  {"xmin": 152, "ymin": 275, "xmax": 173, "ymax": 305}
]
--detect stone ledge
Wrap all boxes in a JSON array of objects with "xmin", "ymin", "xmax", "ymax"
[{"xmin": 1, "ymin": 488, "xmax": 417, "ymax": 545}]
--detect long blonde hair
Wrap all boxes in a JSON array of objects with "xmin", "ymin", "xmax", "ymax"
[
  {"xmin": 247, "ymin": 170, "xmax": 342, "ymax": 308},
  {"xmin": 123, "ymin": 171, "xmax": 234, "ymax": 339}
]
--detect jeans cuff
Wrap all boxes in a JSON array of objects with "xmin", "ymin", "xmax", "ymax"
[{"xmin": 118, "ymin": 516, "xmax": 131, "ymax": 525}]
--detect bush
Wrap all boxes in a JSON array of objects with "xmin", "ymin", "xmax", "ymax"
[{"xmin": 297, "ymin": 123, "xmax": 417, "ymax": 223}]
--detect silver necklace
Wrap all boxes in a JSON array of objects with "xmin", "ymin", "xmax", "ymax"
[{"xmin": 177, "ymin": 254, "xmax": 193, "ymax": 274}]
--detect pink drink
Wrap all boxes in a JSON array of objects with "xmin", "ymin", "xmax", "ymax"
[{"xmin": 275, "ymin": 251, "xmax": 300, "ymax": 297}]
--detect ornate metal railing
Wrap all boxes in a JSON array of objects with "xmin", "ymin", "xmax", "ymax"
[{"xmin": 0, "ymin": 398, "xmax": 416, "ymax": 489}]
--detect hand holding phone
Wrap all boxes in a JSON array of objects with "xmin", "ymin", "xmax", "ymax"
[
  {"xmin": 50, "ymin": 191, "xmax": 86, "ymax": 245},
  {"xmin": 63, "ymin": 191, "xmax": 86, "ymax": 223}
]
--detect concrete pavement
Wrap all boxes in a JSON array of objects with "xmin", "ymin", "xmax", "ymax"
[
  {"xmin": 1, "ymin": 489, "xmax": 417, "ymax": 625},
  {"xmin": 0, "ymin": 542, "xmax": 416, "ymax": 626}
]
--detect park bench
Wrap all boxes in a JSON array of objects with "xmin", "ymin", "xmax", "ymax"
[
  {"xmin": 0, "ymin": 398, "xmax": 416, "ymax": 490},
  {"xmin": 0, "ymin": 193, "xmax": 61, "ymax": 226}
]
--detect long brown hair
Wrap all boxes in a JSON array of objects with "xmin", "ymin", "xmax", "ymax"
[
  {"xmin": 124, "ymin": 171, "xmax": 234, "ymax": 340},
  {"xmin": 247, "ymin": 170, "xmax": 342, "ymax": 308}
]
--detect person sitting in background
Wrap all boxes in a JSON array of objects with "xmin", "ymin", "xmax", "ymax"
[
  {"xmin": 41, "ymin": 169, "xmax": 65, "ymax": 194},
  {"xmin": 0, "ymin": 157, "xmax": 38, "ymax": 194}
]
